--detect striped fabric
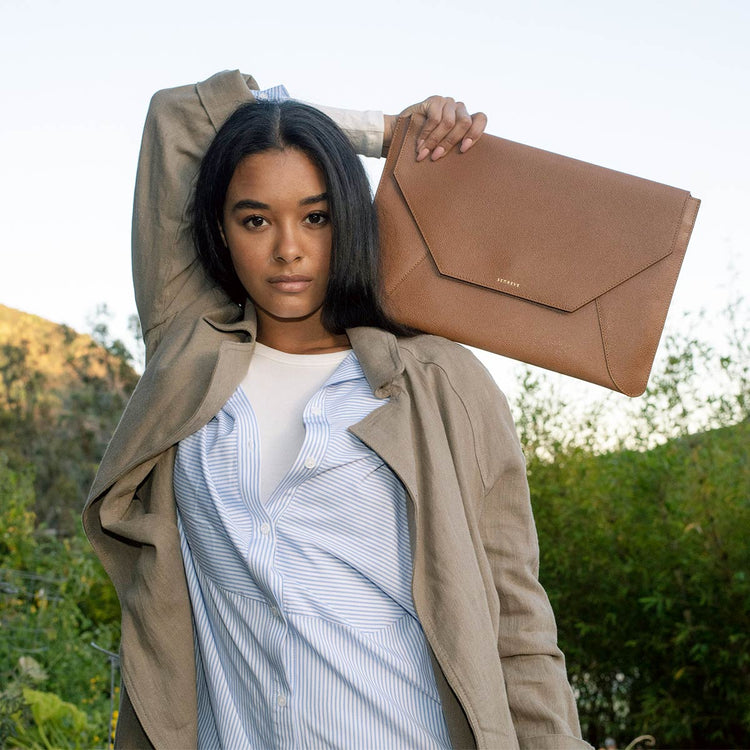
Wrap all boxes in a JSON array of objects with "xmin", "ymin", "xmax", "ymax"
[
  {"xmin": 252, "ymin": 84, "xmax": 291, "ymax": 102},
  {"xmin": 174, "ymin": 351, "xmax": 452, "ymax": 749}
]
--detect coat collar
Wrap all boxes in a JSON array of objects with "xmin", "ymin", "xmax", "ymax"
[{"xmin": 347, "ymin": 327, "xmax": 405, "ymax": 399}]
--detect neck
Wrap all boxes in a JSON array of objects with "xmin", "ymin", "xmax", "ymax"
[{"xmin": 255, "ymin": 310, "xmax": 350, "ymax": 354}]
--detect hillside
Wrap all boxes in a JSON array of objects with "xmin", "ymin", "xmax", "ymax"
[
  {"xmin": 0, "ymin": 304, "xmax": 137, "ymax": 412},
  {"xmin": 0, "ymin": 304, "xmax": 139, "ymax": 532}
]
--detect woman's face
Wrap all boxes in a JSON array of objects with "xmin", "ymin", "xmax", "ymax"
[{"xmin": 222, "ymin": 147, "xmax": 340, "ymax": 351}]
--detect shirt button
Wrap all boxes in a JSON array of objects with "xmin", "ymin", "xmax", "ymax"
[
  {"xmin": 260, "ymin": 522, "xmax": 271, "ymax": 535},
  {"xmin": 311, "ymin": 406, "xmax": 322, "ymax": 416},
  {"xmin": 270, "ymin": 606, "xmax": 280, "ymax": 618},
  {"xmin": 303, "ymin": 456, "xmax": 316, "ymax": 469},
  {"xmin": 277, "ymin": 694, "xmax": 287, "ymax": 707}
]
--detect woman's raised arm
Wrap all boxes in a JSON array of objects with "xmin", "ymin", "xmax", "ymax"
[{"xmin": 132, "ymin": 71, "xmax": 257, "ymax": 357}]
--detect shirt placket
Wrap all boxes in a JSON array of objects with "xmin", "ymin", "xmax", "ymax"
[
  {"xmin": 226, "ymin": 392, "xmax": 288, "ymax": 746},
  {"xmin": 245, "ymin": 384, "xmax": 332, "ymax": 748}
]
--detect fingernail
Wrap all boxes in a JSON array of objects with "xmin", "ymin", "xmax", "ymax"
[
  {"xmin": 416, "ymin": 139, "xmax": 425, "ymax": 151},
  {"xmin": 417, "ymin": 147, "xmax": 430, "ymax": 162},
  {"xmin": 460, "ymin": 138, "xmax": 473, "ymax": 153},
  {"xmin": 431, "ymin": 146, "xmax": 445, "ymax": 161}
]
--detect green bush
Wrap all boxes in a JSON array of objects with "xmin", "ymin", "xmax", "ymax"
[
  {"xmin": 0, "ymin": 455, "xmax": 120, "ymax": 749},
  {"xmin": 531, "ymin": 423, "xmax": 750, "ymax": 747}
]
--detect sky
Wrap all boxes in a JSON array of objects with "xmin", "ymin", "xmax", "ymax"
[{"xmin": 1, "ymin": 0, "xmax": 748, "ymax": 404}]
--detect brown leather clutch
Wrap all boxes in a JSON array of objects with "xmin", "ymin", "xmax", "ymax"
[{"xmin": 375, "ymin": 115, "xmax": 701, "ymax": 396}]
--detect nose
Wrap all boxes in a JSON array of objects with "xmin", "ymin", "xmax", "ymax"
[{"xmin": 273, "ymin": 223, "xmax": 303, "ymax": 263}]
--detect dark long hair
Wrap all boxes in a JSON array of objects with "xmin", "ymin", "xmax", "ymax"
[{"xmin": 192, "ymin": 100, "xmax": 412, "ymax": 336}]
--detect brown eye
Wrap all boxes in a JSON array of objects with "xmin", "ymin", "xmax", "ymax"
[
  {"xmin": 244, "ymin": 215, "xmax": 268, "ymax": 228},
  {"xmin": 305, "ymin": 212, "xmax": 329, "ymax": 226}
]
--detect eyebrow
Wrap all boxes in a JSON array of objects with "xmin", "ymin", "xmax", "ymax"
[
  {"xmin": 230, "ymin": 192, "xmax": 329, "ymax": 212},
  {"xmin": 299, "ymin": 192, "xmax": 328, "ymax": 206}
]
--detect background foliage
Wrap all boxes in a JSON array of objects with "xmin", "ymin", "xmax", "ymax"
[
  {"xmin": 0, "ymin": 305, "xmax": 132, "ymax": 748},
  {"xmin": 515, "ymin": 301, "xmax": 750, "ymax": 748},
  {"xmin": 0, "ymin": 304, "xmax": 138, "ymax": 534},
  {"xmin": 0, "ymin": 300, "xmax": 748, "ymax": 748}
]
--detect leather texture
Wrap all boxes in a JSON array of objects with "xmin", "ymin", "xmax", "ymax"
[{"xmin": 375, "ymin": 115, "xmax": 701, "ymax": 396}]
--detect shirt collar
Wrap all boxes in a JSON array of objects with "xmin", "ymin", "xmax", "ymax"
[{"xmin": 322, "ymin": 351, "xmax": 362, "ymax": 388}]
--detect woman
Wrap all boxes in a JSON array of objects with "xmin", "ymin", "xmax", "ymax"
[{"xmin": 84, "ymin": 70, "xmax": 589, "ymax": 749}]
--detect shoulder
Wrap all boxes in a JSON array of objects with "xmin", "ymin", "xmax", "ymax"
[
  {"xmin": 397, "ymin": 333, "xmax": 507, "ymax": 405},
  {"xmin": 396, "ymin": 334, "xmax": 522, "ymax": 484}
]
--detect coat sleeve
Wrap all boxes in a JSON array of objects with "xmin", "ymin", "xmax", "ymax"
[
  {"xmin": 132, "ymin": 70, "xmax": 257, "ymax": 358},
  {"xmin": 470, "ymin": 366, "xmax": 591, "ymax": 748},
  {"xmin": 131, "ymin": 70, "xmax": 385, "ymax": 359}
]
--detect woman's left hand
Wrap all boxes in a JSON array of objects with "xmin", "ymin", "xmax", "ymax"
[{"xmin": 382, "ymin": 96, "xmax": 487, "ymax": 160}]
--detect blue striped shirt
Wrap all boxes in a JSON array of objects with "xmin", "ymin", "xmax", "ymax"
[{"xmin": 174, "ymin": 350, "xmax": 452, "ymax": 749}]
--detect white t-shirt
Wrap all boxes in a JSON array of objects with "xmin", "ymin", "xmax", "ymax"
[{"xmin": 240, "ymin": 342, "xmax": 351, "ymax": 502}]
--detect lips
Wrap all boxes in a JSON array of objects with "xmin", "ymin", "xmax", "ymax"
[{"xmin": 268, "ymin": 274, "xmax": 313, "ymax": 292}]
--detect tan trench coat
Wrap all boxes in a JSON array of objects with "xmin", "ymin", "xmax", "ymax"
[{"xmin": 83, "ymin": 70, "xmax": 591, "ymax": 750}]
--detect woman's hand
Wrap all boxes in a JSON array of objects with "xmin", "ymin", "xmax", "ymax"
[{"xmin": 382, "ymin": 96, "xmax": 487, "ymax": 160}]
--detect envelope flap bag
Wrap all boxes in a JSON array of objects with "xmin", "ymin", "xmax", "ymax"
[
  {"xmin": 375, "ymin": 116, "xmax": 700, "ymax": 396},
  {"xmin": 391, "ymin": 117, "xmax": 692, "ymax": 313}
]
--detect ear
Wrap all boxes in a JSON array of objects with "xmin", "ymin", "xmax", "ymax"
[{"xmin": 218, "ymin": 222, "xmax": 228, "ymax": 248}]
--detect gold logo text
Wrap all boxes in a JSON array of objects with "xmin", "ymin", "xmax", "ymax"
[{"xmin": 496, "ymin": 277, "xmax": 520, "ymax": 288}]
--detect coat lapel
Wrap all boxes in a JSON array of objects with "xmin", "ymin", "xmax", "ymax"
[{"xmin": 347, "ymin": 326, "xmax": 419, "ymax": 507}]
